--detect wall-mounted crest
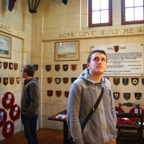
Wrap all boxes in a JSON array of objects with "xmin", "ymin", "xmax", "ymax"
[
  {"xmin": 134, "ymin": 92, "xmax": 141, "ymax": 100},
  {"xmin": 0, "ymin": 62, "xmax": 2, "ymax": 69},
  {"xmin": 9, "ymin": 62, "xmax": 13, "ymax": 70},
  {"xmin": 3, "ymin": 77, "xmax": 8, "ymax": 85},
  {"xmin": 16, "ymin": 77, "xmax": 20, "ymax": 84},
  {"xmin": 33, "ymin": 65, "xmax": 38, "ymax": 71},
  {"xmin": 56, "ymin": 90, "xmax": 61, "ymax": 97},
  {"xmin": 55, "ymin": 64, "xmax": 60, "ymax": 71},
  {"xmin": 63, "ymin": 65, "xmax": 68, "ymax": 71},
  {"xmin": 124, "ymin": 93, "xmax": 130, "ymax": 100},
  {"xmin": 131, "ymin": 78, "xmax": 139, "ymax": 86},
  {"xmin": 122, "ymin": 78, "xmax": 129, "ymax": 86},
  {"xmin": 47, "ymin": 77, "xmax": 52, "ymax": 84},
  {"xmin": 113, "ymin": 78, "xmax": 120, "ymax": 85},
  {"xmin": 71, "ymin": 64, "xmax": 77, "ymax": 71},
  {"xmin": 10, "ymin": 78, "xmax": 14, "ymax": 85},
  {"xmin": 14, "ymin": 63, "xmax": 18, "ymax": 70},
  {"xmin": 46, "ymin": 65, "xmax": 51, "ymax": 71},
  {"xmin": 71, "ymin": 77, "xmax": 77, "ymax": 83},
  {"xmin": 3, "ymin": 62, "xmax": 8, "ymax": 69},
  {"xmin": 65, "ymin": 91, "xmax": 69, "ymax": 98},
  {"xmin": 83, "ymin": 64, "xmax": 87, "ymax": 70},
  {"xmin": 55, "ymin": 78, "xmax": 61, "ymax": 84},
  {"xmin": 47, "ymin": 90, "xmax": 53, "ymax": 97},
  {"xmin": 113, "ymin": 92, "xmax": 120, "ymax": 100},
  {"xmin": 63, "ymin": 77, "xmax": 69, "ymax": 84}
]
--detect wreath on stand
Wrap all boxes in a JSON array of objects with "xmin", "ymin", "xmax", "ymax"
[
  {"xmin": 115, "ymin": 106, "xmax": 125, "ymax": 113},
  {"xmin": 129, "ymin": 107, "xmax": 144, "ymax": 114},
  {"xmin": 9, "ymin": 104, "xmax": 20, "ymax": 121},
  {"xmin": 2, "ymin": 120, "xmax": 14, "ymax": 138},
  {"xmin": 2, "ymin": 92, "xmax": 15, "ymax": 109},
  {"xmin": 117, "ymin": 117, "xmax": 141, "ymax": 124},
  {"xmin": 0, "ymin": 108, "xmax": 7, "ymax": 127}
]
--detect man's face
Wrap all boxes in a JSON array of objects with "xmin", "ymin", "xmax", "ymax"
[
  {"xmin": 87, "ymin": 52, "xmax": 107, "ymax": 75},
  {"xmin": 21, "ymin": 69, "xmax": 27, "ymax": 78}
]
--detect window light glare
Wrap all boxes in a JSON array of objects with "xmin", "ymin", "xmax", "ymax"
[{"xmin": 125, "ymin": 0, "xmax": 133, "ymax": 7}]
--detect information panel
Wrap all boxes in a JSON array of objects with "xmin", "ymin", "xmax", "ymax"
[{"xmin": 91, "ymin": 43, "xmax": 143, "ymax": 76}]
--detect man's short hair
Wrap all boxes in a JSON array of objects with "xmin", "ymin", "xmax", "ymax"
[
  {"xmin": 87, "ymin": 49, "xmax": 107, "ymax": 63},
  {"xmin": 23, "ymin": 64, "xmax": 35, "ymax": 77}
]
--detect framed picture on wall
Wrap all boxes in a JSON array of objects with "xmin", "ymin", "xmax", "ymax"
[
  {"xmin": 0, "ymin": 34, "xmax": 12, "ymax": 59},
  {"xmin": 54, "ymin": 41, "xmax": 79, "ymax": 61}
]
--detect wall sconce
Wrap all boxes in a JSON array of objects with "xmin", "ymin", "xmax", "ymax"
[{"xmin": 28, "ymin": 0, "xmax": 40, "ymax": 13}]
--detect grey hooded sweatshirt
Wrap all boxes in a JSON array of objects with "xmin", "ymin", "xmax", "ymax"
[
  {"xmin": 67, "ymin": 68, "xmax": 117, "ymax": 144},
  {"xmin": 21, "ymin": 77, "xmax": 39, "ymax": 117}
]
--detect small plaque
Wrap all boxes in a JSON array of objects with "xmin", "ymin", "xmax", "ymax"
[
  {"xmin": 131, "ymin": 78, "xmax": 139, "ymax": 86},
  {"xmin": 122, "ymin": 78, "xmax": 129, "ymax": 86},
  {"xmin": 3, "ymin": 62, "xmax": 8, "ymax": 69},
  {"xmin": 14, "ymin": 63, "xmax": 18, "ymax": 70},
  {"xmin": 113, "ymin": 78, "xmax": 120, "ymax": 85},
  {"xmin": 0, "ymin": 62, "xmax": 2, "ymax": 69},
  {"xmin": 71, "ymin": 64, "xmax": 77, "ymax": 71},
  {"xmin": 64, "ymin": 91, "xmax": 69, "ymax": 98},
  {"xmin": 7, "ymin": 124, "xmax": 11, "ymax": 129},
  {"xmin": 46, "ymin": 65, "xmax": 51, "ymax": 71},
  {"xmin": 83, "ymin": 64, "xmax": 87, "ymax": 70},
  {"xmin": 10, "ymin": 78, "xmax": 14, "ymax": 85},
  {"xmin": 134, "ymin": 92, "xmax": 141, "ymax": 100},
  {"xmin": 56, "ymin": 90, "xmax": 61, "ymax": 97},
  {"xmin": 71, "ymin": 77, "xmax": 77, "ymax": 83},
  {"xmin": 113, "ymin": 92, "xmax": 120, "ymax": 100},
  {"xmin": 47, "ymin": 90, "xmax": 53, "ymax": 97},
  {"xmin": 114, "ymin": 45, "xmax": 119, "ymax": 52},
  {"xmin": 55, "ymin": 65, "xmax": 60, "ymax": 71},
  {"xmin": 124, "ymin": 93, "xmax": 130, "ymax": 100},
  {"xmin": 33, "ymin": 65, "xmax": 38, "ymax": 71},
  {"xmin": 55, "ymin": 78, "xmax": 61, "ymax": 84},
  {"xmin": 63, "ymin": 77, "xmax": 69, "ymax": 84},
  {"xmin": 16, "ymin": 77, "xmax": 20, "ymax": 84},
  {"xmin": 9, "ymin": 62, "xmax": 13, "ymax": 70},
  {"xmin": 47, "ymin": 77, "xmax": 52, "ymax": 84},
  {"xmin": 0, "ymin": 112, "xmax": 4, "ymax": 116},
  {"xmin": 8, "ymin": 94, "xmax": 12, "ymax": 99},
  {"xmin": 15, "ymin": 107, "xmax": 18, "ymax": 111},
  {"xmin": 63, "ymin": 65, "xmax": 68, "ymax": 71},
  {"xmin": 3, "ymin": 77, "xmax": 8, "ymax": 85}
]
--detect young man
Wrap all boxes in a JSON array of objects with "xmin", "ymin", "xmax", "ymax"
[
  {"xmin": 67, "ymin": 50, "xmax": 117, "ymax": 144},
  {"xmin": 21, "ymin": 64, "xmax": 39, "ymax": 144}
]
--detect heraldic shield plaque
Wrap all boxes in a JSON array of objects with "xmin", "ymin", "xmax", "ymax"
[
  {"xmin": 63, "ymin": 65, "xmax": 68, "ymax": 71},
  {"xmin": 55, "ymin": 78, "xmax": 61, "ymax": 84},
  {"xmin": 63, "ymin": 77, "xmax": 69, "ymax": 84},
  {"xmin": 14, "ymin": 63, "xmax": 18, "ymax": 70},
  {"xmin": 47, "ymin": 77, "xmax": 52, "ymax": 84},
  {"xmin": 55, "ymin": 65, "xmax": 60, "ymax": 71},
  {"xmin": 113, "ymin": 78, "xmax": 120, "ymax": 85},
  {"xmin": 10, "ymin": 78, "xmax": 14, "ymax": 85},
  {"xmin": 65, "ymin": 91, "xmax": 69, "ymax": 98},
  {"xmin": 3, "ymin": 62, "xmax": 8, "ymax": 69},
  {"xmin": 47, "ymin": 90, "xmax": 53, "ymax": 97},
  {"xmin": 0, "ymin": 62, "xmax": 2, "ymax": 69},
  {"xmin": 124, "ymin": 93, "xmax": 130, "ymax": 100},
  {"xmin": 56, "ymin": 90, "xmax": 61, "ymax": 97},
  {"xmin": 71, "ymin": 64, "xmax": 77, "ymax": 71},
  {"xmin": 113, "ymin": 92, "xmax": 120, "ymax": 100},
  {"xmin": 131, "ymin": 78, "xmax": 139, "ymax": 86},
  {"xmin": 134, "ymin": 93, "xmax": 141, "ymax": 100},
  {"xmin": 46, "ymin": 65, "xmax": 51, "ymax": 71},
  {"xmin": 3, "ymin": 77, "xmax": 8, "ymax": 85},
  {"xmin": 9, "ymin": 62, "xmax": 13, "ymax": 70},
  {"xmin": 122, "ymin": 78, "xmax": 129, "ymax": 86}
]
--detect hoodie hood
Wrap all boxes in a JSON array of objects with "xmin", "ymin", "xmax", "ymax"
[
  {"xmin": 24, "ymin": 77, "xmax": 38, "ymax": 85},
  {"xmin": 78, "ymin": 68, "xmax": 106, "ymax": 85}
]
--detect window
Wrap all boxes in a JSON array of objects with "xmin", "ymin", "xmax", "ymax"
[
  {"xmin": 121, "ymin": 0, "xmax": 144, "ymax": 25},
  {"xmin": 89, "ymin": 0, "xmax": 112, "ymax": 27}
]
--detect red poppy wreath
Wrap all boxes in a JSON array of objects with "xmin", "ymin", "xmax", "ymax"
[
  {"xmin": 115, "ymin": 106, "xmax": 125, "ymax": 113},
  {"xmin": 129, "ymin": 107, "xmax": 144, "ymax": 114},
  {"xmin": 2, "ymin": 120, "xmax": 14, "ymax": 138},
  {"xmin": 2, "ymin": 92, "xmax": 15, "ymax": 109},
  {"xmin": 0, "ymin": 108, "xmax": 7, "ymax": 127},
  {"xmin": 9, "ymin": 104, "xmax": 20, "ymax": 121}
]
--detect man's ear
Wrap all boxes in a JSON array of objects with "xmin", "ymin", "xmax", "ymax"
[{"xmin": 87, "ymin": 62, "xmax": 90, "ymax": 68}]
